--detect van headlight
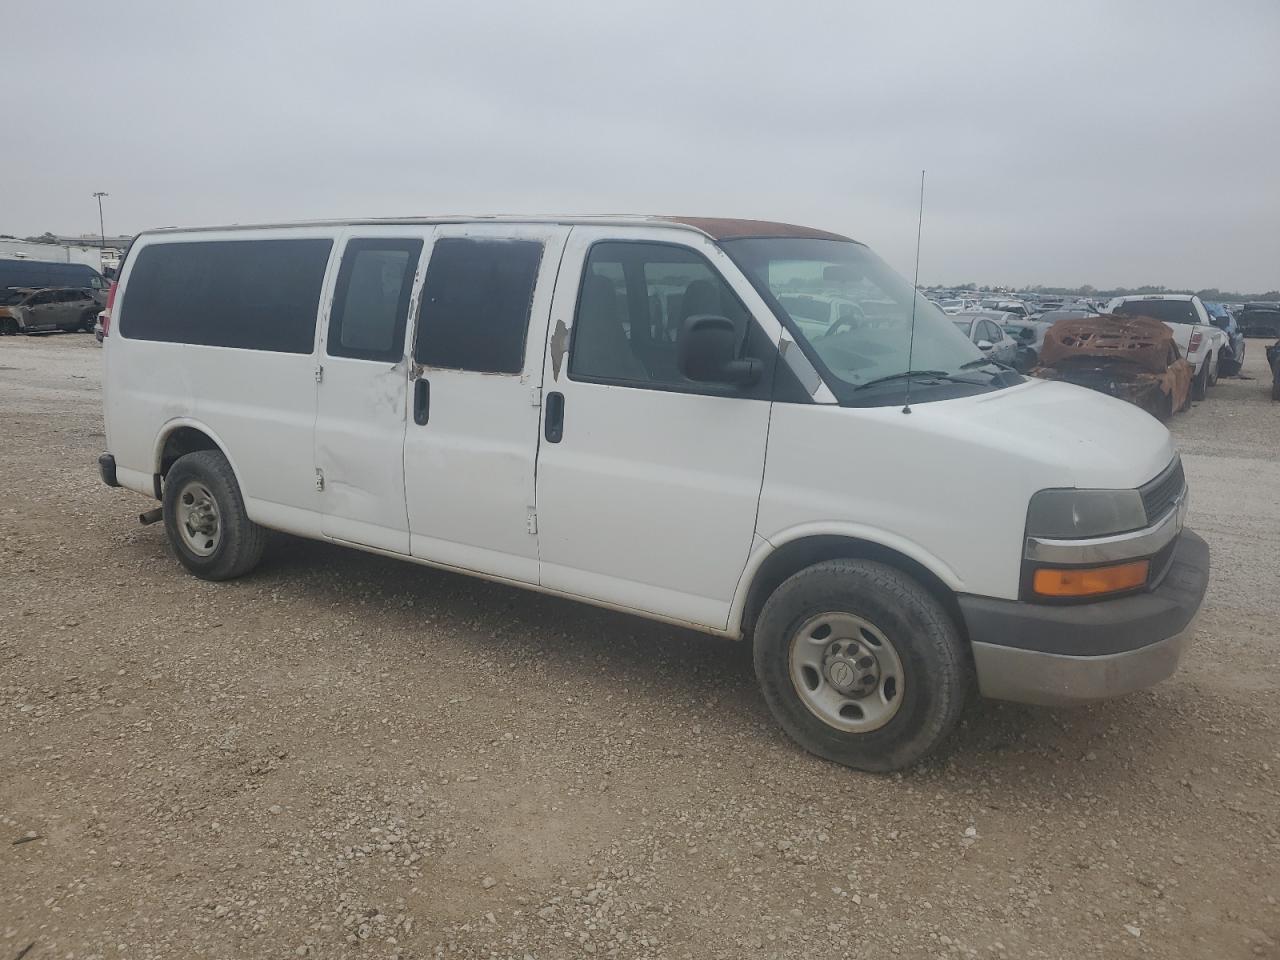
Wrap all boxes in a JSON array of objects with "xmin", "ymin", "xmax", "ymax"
[
  {"xmin": 1024, "ymin": 488, "xmax": 1153, "ymax": 600},
  {"xmin": 1026, "ymin": 488, "xmax": 1146, "ymax": 539}
]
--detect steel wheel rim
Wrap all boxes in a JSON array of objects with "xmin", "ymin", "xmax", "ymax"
[
  {"xmin": 788, "ymin": 611, "xmax": 905, "ymax": 733},
  {"xmin": 176, "ymin": 481, "xmax": 221, "ymax": 557}
]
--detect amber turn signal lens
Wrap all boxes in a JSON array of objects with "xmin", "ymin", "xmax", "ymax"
[{"xmin": 1033, "ymin": 560, "xmax": 1150, "ymax": 598}]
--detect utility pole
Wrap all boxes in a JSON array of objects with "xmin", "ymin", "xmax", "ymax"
[{"xmin": 92, "ymin": 191, "xmax": 108, "ymax": 251}]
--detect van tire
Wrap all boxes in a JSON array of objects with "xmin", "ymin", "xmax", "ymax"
[
  {"xmin": 753, "ymin": 559, "xmax": 969, "ymax": 772},
  {"xmin": 1191, "ymin": 359, "xmax": 1209, "ymax": 401},
  {"xmin": 162, "ymin": 450, "xmax": 266, "ymax": 581}
]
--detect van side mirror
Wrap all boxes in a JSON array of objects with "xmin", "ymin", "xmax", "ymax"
[
  {"xmin": 678, "ymin": 315, "xmax": 761, "ymax": 386},
  {"xmin": 976, "ymin": 339, "xmax": 994, "ymax": 351}
]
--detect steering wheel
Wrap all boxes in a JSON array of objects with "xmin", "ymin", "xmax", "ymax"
[{"xmin": 822, "ymin": 311, "xmax": 867, "ymax": 339}]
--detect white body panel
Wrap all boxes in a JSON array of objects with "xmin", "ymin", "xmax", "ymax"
[
  {"xmin": 755, "ymin": 377, "xmax": 1174, "ymax": 603},
  {"xmin": 313, "ymin": 227, "xmax": 432, "ymax": 554},
  {"xmin": 403, "ymin": 223, "xmax": 569, "ymax": 584},
  {"xmin": 102, "ymin": 217, "xmax": 1180, "ymax": 643},
  {"xmin": 533, "ymin": 226, "xmax": 781, "ymax": 629}
]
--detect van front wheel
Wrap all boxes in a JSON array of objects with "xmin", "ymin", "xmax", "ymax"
[
  {"xmin": 162, "ymin": 450, "xmax": 266, "ymax": 581},
  {"xmin": 754, "ymin": 559, "xmax": 969, "ymax": 772}
]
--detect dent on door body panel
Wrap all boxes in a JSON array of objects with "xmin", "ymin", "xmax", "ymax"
[{"xmin": 186, "ymin": 346, "xmax": 320, "ymax": 515}]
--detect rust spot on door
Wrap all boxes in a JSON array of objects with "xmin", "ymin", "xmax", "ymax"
[{"xmin": 550, "ymin": 317, "xmax": 569, "ymax": 381}]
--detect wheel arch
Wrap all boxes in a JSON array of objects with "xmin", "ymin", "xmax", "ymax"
[
  {"xmin": 153, "ymin": 419, "xmax": 246, "ymax": 498},
  {"xmin": 732, "ymin": 529, "xmax": 967, "ymax": 644}
]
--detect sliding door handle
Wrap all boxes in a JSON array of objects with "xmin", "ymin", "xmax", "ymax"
[
  {"xmin": 544, "ymin": 391, "xmax": 564, "ymax": 443},
  {"xmin": 413, "ymin": 378, "xmax": 430, "ymax": 426}
]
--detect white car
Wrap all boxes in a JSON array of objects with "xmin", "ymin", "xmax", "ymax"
[
  {"xmin": 937, "ymin": 297, "xmax": 980, "ymax": 315},
  {"xmin": 951, "ymin": 312, "xmax": 1020, "ymax": 366},
  {"xmin": 980, "ymin": 298, "xmax": 1030, "ymax": 318},
  {"xmin": 1105, "ymin": 295, "xmax": 1228, "ymax": 400},
  {"xmin": 99, "ymin": 215, "xmax": 1208, "ymax": 772}
]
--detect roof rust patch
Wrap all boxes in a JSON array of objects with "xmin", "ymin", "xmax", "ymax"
[{"xmin": 660, "ymin": 217, "xmax": 852, "ymax": 242}]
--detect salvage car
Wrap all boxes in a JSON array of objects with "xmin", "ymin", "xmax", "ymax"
[
  {"xmin": 1033, "ymin": 314, "xmax": 1193, "ymax": 420},
  {"xmin": 1106, "ymin": 295, "xmax": 1225, "ymax": 400},
  {"xmin": 0, "ymin": 286, "xmax": 104, "ymax": 334},
  {"xmin": 951, "ymin": 312, "xmax": 1019, "ymax": 365},
  {"xmin": 99, "ymin": 215, "xmax": 1208, "ymax": 772}
]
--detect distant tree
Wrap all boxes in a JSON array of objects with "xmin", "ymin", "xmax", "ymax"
[{"xmin": 23, "ymin": 232, "xmax": 59, "ymax": 244}]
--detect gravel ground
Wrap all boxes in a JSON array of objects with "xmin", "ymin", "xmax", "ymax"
[{"xmin": 1, "ymin": 334, "xmax": 1277, "ymax": 960}]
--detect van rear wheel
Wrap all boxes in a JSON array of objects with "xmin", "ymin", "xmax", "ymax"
[
  {"xmin": 753, "ymin": 559, "xmax": 969, "ymax": 772},
  {"xmin": 162, "ymin": 450, "xmax": 266, "ymax": 581}
]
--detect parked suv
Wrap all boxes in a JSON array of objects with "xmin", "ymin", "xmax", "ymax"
[
  {"xmin": 1106, "ymin": 295, "xmax": 1226, "ymax": 400},
  {"xmin": 99, "ymin": 216, "xmax": 1209, "ymax": 771},
  {"xmin": 0, "ymin": 286, "xmax": 104, "ymax": 334}
]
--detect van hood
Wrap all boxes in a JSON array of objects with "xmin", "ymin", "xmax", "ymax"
[{"xmin": 921, "ymin": 378, "xmax": 1176, "ymax": 490}]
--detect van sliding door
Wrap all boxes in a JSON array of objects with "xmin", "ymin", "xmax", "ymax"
[{"xmin": 401, "ymin": 224, "xmax": 569, "ymax": 584}]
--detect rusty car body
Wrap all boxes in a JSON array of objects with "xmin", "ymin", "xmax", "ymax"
[{"xmin": 1032, "ymin": 314, "xmax": 1193, "ymax": 420}]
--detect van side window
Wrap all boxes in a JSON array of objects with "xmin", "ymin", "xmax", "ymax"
[
  {"xmin": 569, "ymin": 241, "xmax": 771, "ymax": 393},
  {"xmin": 413, "ymin": 238, "xmax": 543, "ymax": 374},
  {"xmin": 327, "ymin": 239, "xmax": 422, "ymax": 362},
  {"xmin": 121, "ymin": 239, "xmax": 333, "ymax": 354}
]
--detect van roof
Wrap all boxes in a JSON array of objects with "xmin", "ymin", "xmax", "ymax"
[{"xmin": 140, "ymin": 215, "xmax": 854, "ymax": 243}]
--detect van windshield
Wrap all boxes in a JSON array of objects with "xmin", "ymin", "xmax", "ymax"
[{"xmin": 721, "ymin": 237, "xmax": 1020, "ymax": 405}]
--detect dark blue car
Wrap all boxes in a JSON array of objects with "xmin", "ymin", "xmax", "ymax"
[{"xmin": 1204, "ymin": 302, "xmax": 1246, "ymax": 376}]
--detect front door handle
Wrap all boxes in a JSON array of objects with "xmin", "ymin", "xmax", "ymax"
[
  {"xmin": 544, "ymin": 391, "xmax": 564, "ymax": 443},
  {"xmin": 413, "ymin": 378, "xmax": 430, "ymax": 426}
]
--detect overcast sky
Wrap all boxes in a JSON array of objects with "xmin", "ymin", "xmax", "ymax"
[{"xmin": 4, "ymin": 0, "xmax": 1278, "ymax": 291}]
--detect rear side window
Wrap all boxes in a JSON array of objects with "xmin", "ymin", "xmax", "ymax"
[
  {"xmin": 1113, "ymin": 299, "xmax": 1197, "ymax": 325},
  {"xmin": 121, "ymin": 238, "xmax": 333, "ymax": 353},
  {"xmin": 327, "ymin": 238, "xmax": 422, "ymax": 362},
  {"xmin": 413, "ymin": 238, "xmax": 543, "ymax": 374}
]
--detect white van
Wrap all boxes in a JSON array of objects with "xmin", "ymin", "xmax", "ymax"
[{"xmin": 100, "ymin": 216, "xmax": 1209, "ymax": 771}]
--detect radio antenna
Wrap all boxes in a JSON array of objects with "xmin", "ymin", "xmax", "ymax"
[{"xmin": 902, "ymin": 169, "xmax": 926, "ymax": 415}]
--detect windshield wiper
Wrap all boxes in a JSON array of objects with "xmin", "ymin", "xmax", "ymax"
[
  {"xmin": 853, "ymin": 369, "xmax": 954, "ymax": 390},
  {"xmin": 960, "ymin": 356, "xmax": 1018, "ymax": 372}
]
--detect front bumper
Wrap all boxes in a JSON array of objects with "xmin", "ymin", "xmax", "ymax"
[{"xmin": 960, "ymin": 530, "xmax": 1209, "ymax": 706}]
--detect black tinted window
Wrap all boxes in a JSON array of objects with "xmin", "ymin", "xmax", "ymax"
[
  {"xmin": 1113, "ymin": 300, "xmax": 1197, "ymax": 325},
  {"xmin": 570, "ymin": 241, "xmax": 770, "ymax": 394},
  {"xmin": 413, "ymin": 238, "xmax": 542, "ymax": 374},
  {"xmin": 327, "ymin": 239, "xmax": 422, "ymax": 362},
  {"xmin": 121, "ymin": 239, "xmax": 333, "ymax": 353}
]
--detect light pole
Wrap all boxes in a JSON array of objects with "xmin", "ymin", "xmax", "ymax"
[{"xmin": 92, "ymin": 191, "xmax": 108, "ymax": 252}]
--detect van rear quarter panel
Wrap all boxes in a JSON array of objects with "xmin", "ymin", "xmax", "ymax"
[
  {"xmin": 106, "ymin": 228, "xmax": 335, "ymax": 522},
  {"xmin": 182, "ymin": 345, "xmax": 320, "ymax": 516},
  {"xmin": 103, "ymin": 335, "xmax": 194, "ymax": 494}
]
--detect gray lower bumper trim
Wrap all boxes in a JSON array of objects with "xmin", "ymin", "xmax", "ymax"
[{"xmin": 971, "ymin": 626, "xmax": 1194, "ymax": 707}]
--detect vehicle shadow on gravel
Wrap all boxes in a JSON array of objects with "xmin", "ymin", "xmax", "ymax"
[
  {"xmin": 234, "ymin": 532, "xmax": 1211, "ymax": 785},
  {"xmin": 259, "ymin": 531, "xmax": 765, "ymax": 709}
]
